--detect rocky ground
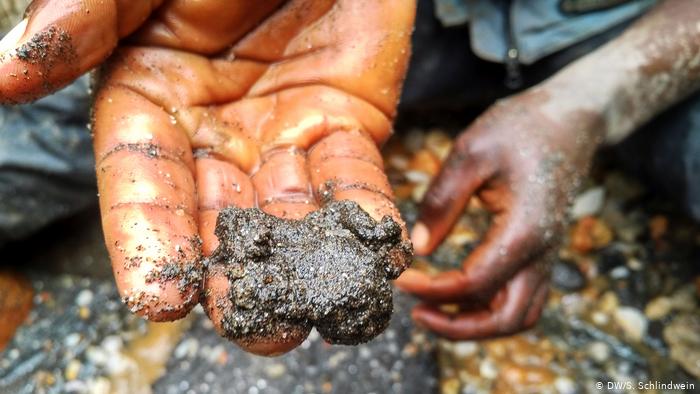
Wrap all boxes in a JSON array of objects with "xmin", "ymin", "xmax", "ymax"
[
  {"xmin": 0, "ymin": 128, "xmax": 699, "ymax": 394},
  {"xmin": 385, "ymin": 128, "xmax": 700, "ymax": 394}
]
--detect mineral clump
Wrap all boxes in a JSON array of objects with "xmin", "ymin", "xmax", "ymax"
[{"xmin": 206, "ymin": 200, "xmax": 412, "ymax": 345}]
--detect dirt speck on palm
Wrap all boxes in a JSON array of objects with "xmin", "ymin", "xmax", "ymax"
[{"xmin": 205, "ymin": 200, "xmax": 412, "ymax": 345}]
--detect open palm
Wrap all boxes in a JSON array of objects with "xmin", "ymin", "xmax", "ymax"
[{"xmin": 0, "ymin": 0, "xmax": 415, "ymax": 355}]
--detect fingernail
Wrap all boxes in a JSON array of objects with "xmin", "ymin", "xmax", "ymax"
[
  {"xmin": 0, "ymin": 18, "xmax": 28, "ymax": 53},
  {"xmin": 411, "ymin": 222, "xmax": 429, "ymax": 252}
]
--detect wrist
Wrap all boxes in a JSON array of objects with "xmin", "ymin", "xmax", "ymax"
[
  {"xmin": 537, "ymin": 55, "xmax": 625, "ymax": 147},
  {"xmin": 538, "ymin": 1, "xmax": 700, "ymax": 146},
  {"xmin": 523, "ymin": 79, "xmax": 606, "ymax": 153}
]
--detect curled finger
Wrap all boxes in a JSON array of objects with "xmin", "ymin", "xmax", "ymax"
[{"xmin": 410, "ymin": 264, "xmax": 547, "ymax": 340}]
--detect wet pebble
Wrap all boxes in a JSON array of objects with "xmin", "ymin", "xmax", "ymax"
[
  {"xmin": 173, "ymin": 338, "xmax": 199, "ymax": 359},
  {"xmin": 644, "ymin": 296, "xmax": 672, "ymax": 320},
  {"xmin": 551, "ymin": 260, "xmax": 586, "ymax": 292},
  {"xmin": 609, "ymin": 266, "xmax": 629, "ymax": 279},
  {"xmin": 441, "ymin": 377, "xmax": 460, "ymax": 394},
  {"xmin": 587, "ymin": 341, "xmax": 610, "ymax": 363},
  {"xmin": 479, "ymin": 359, "xmax": 498, "ymax": 379},
  {"xmin": 387, "ymin": 155, "xmax": 409, "ymax": 171},
  {"xmin": 668, "ymin": 285, "xmax": 698, "ymax": 312},
  {"xmin": 570, "ymin": 217, "xmax": 613, "ymax": 254},
  {"xmin": 408, "ymin": 149, "xmax": 441, "ymax": 177},
  {"xmin": 64, "ymin": 333, "xmax": 81, "ymax": 348},
  {"xmin": 626, "ymin": 257, "xmax": 643, "ymax": 271},
  {"xmin": 612, "ymin": 271, "xmax": 651, "ymax": 310},
  {"xmin": 570, "ymin": 187, "xmax": 605, "ymax": 219},
  {"xmin": 613, "ymin": 307, "xmax": 648, "ymax": 342},
  {"xmin": 664, "ymin": 313, "xmax": 700, "ymax": 379},
  {"xmin": 64, "ymin": 359, "xmax": 81, "ymax": 381},
  {"xmin": 424, "ymin": 130, "xmax": 453, "ymax": 161},
  {"xmin": 411, "ymin": 182, "xmax": 428, "ymax": 202},
  {"xmin": 452, "ymin": 341, "xmax": 479, "ymax": 358},
  {"xmin": 403, "ymin": 170, "xmax": 431, "ymax": 185},
  {"xmin": 591, "ymin": 311, "xmax": 609, "ymax": 326},
  {"xmin": 75, "ymin": 289, "xmax": 93, "ymax": 306},
  {"xmin": 554, "ymin": 376, "xmax": 577, "ymax": 394},
  {"xmin": 598, "ymin": 291, "xmax": 619, "ymax": 313}
]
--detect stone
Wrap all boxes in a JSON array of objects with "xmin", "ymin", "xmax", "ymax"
[
  {"xmin": 669, "ymin": 285, "xmax": 698, "ymax": 312},
  {"xmin": 424, "ymin": 130, "xmax": 453, "ymax": 161},
  {"xmin": 264, "ymin": 363, "xmax": 287, "ymax": 379},
  {"xmin": 609, "ymin": 266, "xmax": 630, "ymax": 280},
  {"xmin": 411, "ymin": 182, "xmax": 429, "ymax": 203},
  {"xmin": 403, "ymin": 170, "xmax": 432, "ymax": 185},
  {"xmin": 570, "ymin": 187, "xmax": 605, "ymax": 219},
  {"xmin": 570, "ymin": 217, "xmax": 613, "ymax": 254},
  {"xmin": 408, "ymin": 149, "xmax": 441, "ymax": 177},
  {"xmin": 613, "ymin": 307, "xmax": 648, "ymax": 342},
  {"xmin": 479, "ymin": 359, "xmax": 498, "ymax": 380},
  {"xmin": 452, "ymin": 341, "xmax": 479, "ymax": 358},
  {"xmin": 551, "ymin": 260, "xmax": 586, "ymax": 292},
  {"xmin": 644, "ymin": 297, "xmax": 672, "ymax": 320},
  {"xmin": 591, "ymin": 311, "xmax": 609, "ymax": 326},
  {"xmin": 587, "ymin": 341, "xmax": 610, "ymax": 363},
  {"xmin": 64, "ymin": 360, "xmax": 81, "ymax": 381},
  {"xmin": 664, "ymin": 313, "xmax": 700, "ymax": 379},
  {"xmin": 75, "ymin": 289, "xmax": 93, "ymax": 307},
  {"xmin": 598, "ymin": 291, "xmax": 620, "ymax": 313},
  {"xmin": 554, "ymin": 376, "xmax": 577, "ymax": 394}
]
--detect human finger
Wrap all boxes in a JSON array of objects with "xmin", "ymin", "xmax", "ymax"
[
  {"xmin": 195, "ymin": 156, "xmax": 255, "ymax": 256},
  {"xmin": 410, "ymin": 132, "xmax": 497, "ymax": 255},
  {"xmin": 308, "ymin": 130, "xmax": 412, "ymax": 274},
  {"xmin": 411, "ymin": 265, "xmax": 545, "ymax": 340},
  {"xmin": 396, "ymin": 205, "xmax": 547, "ymax": 302},
  {"xmin": 93, "ymin": 82, "xmax": 201, "ymax": 322},
  {"xmin": 214, "ymin": 146, "xmax": 320, "ymax": 355},
  {"xmin": 0, "ymin": 0, "xmax": 162, "ymax": 103}
]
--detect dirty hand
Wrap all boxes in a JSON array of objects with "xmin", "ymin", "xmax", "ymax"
[
  {"xmin": 396, "ymin": 89, "xmax": 602, "ymax": 339},
  {"xmin": 0, "ymin": 0, "xmax": 415, "ymax": 354}
]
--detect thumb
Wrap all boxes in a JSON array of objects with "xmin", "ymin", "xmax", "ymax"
[{"xmin": 0, "ymin": 0, "xmax": 162, "ymax": 103}]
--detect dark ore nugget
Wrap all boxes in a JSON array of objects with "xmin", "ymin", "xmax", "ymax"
[{"xmin": 206, "ymin": 200, "xmax": 412, "ymax": 345}]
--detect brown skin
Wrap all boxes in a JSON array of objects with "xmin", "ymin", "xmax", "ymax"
[
  {"xmin": 0, "ymin": 0, "xmax": 416, "ymax": 355},
  {"xmin": 395, "ymin": 0, "xmax": 700, "ymax": 340},
  {"xmin": 395, "ymin": 92, "xmax": 599, "ymax": 339}
]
